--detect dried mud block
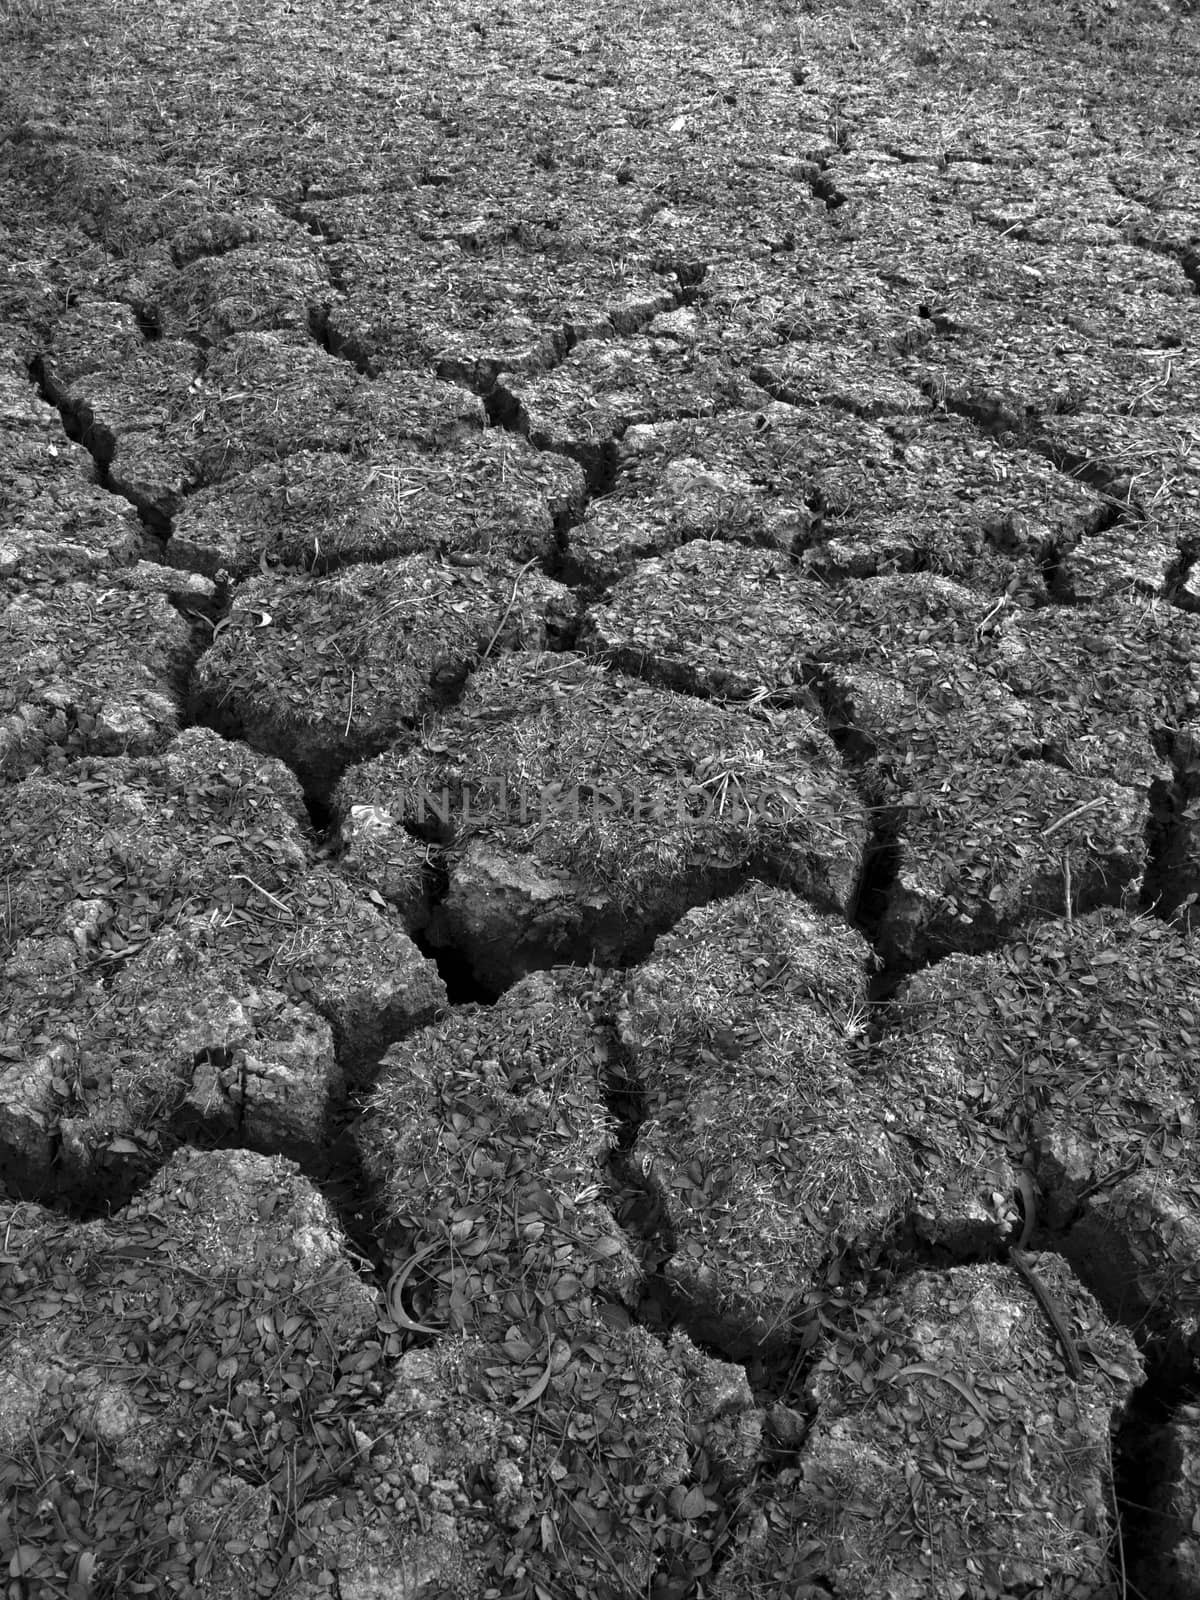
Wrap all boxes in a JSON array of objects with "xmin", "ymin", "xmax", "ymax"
[
  {"xmin": 887, "ymin": 910, "xmax": 1200, "ymax": 1330},
  {"xmin": 317, "ymin": 237, "xmax": 567, "ymax": 379},
  {"xmin": 0, "ymin": 360, "xmax": 142, "ymax": 580},
  {"xmin": 355, "ymin": 970, "xmax": 764, "ymax": 1593},
  {"xmin": 191, "ymin": 555, "xmax": 573, "ymax": 796},
  {"xmin": 1, "ymin": 130, "xmax": 155, "ymax": 251},
  {"xmin": 490, "ymin": 134, "xmax": 822, "ymax": 268},
  {"xmin": 989, "ymin": 597, "xmax": 1200, "ymax": 788},
  {"xmin": 140, "ymin": 242, "xmax": 327, "ymax": 344},
  {"xmin": 592, "ymin": 565, "xmax": 1198, "ymax": 962},
  {"xmin": 798, "ymin": 411, "xmax": 1106, "ymax": 590},
  {"xmin": 667, "ymin": 1327, "xmax": 762, "ymax": 1488},
  {"xmin": 0, "ymin": 728, "xmax": 310, "ymax": 941},
  {"xmin": 580, "ymin": 552, "xmax": 1027, "ymax": 803},
  {"xmin": 877, "ymin": 761, "xmax": 1148, "ymax": 965},
  {"xmin": 935, "ymin": 148, "xmax": 1135, "ymax": 249},
  {"xmin": 161, "ymin": 199, "xmax": 315, "ymax": 266},
  {"xmin": 277, "ymin": 872, "xmax": 445, "ymax": 1073},
  {"xmin": 1063, "ymin": 515, "xmax": 1183, "ymax": 603},
  {"xmin": 711, "ymin": 1262, "xmax": 1141, "ymax": 1599},
  {"xmin": 564, "ymin": 404, "xmax": 828, "ymax": 587},
  {"xmin": 318, "ymin": 232, "xmax": 679, "ymax": 383},
  {"xmin": 336, "ymin": 652, "xmax": 869, "ymax": 988},
  {"xmin": 809, "ymin": 147, "xmax": 949, "ymax": 214},
  {"xmin": 0, "ymin": 1040, "xmax": 63, "ymax": 1197},
  {"xmin": 337, "ymin": 1326, "xmax": 695, "ymax": 1598},
  {"xmin": 750, "ymin": 345, "xmax": 931, "ymax": 419},
  {"xmin": 301, "ymin": 1345, "xmax": 502, "ymax": 1599},
  {"xmin": 916, "ymin": 148, "xmax": 1145, "ymax": 253},
  {"xmin": 590, "ymin": 554, "xmax": 1194, "ymax": 799},
  {"xmin": 579, "ymin": 540, "xmax": 840, "ymax": 702},
  {"xmin": 900, "ymin": 275, "xmax": 1197, "ymax": 427},
  {"xmin": 359, "ymin": 971, "xmax": 639, "ymax": 1342},
  {"xmin": 701, "ymin": 251, "xmax": 933, "ymax": 374},
  {"xmin": 1106, "ymin": 154, "xmax": 1200, "ymax": 269},
  {"xmin": 335, "ymin": 802, "xmax": 435, "ymax": 932},
  {"xmin": 886, "ymin": 1028, "xmax": 1020, "ymax": 1258},
  {"xmin": 0, "ymin": 570, "xmax": 194, "ymax": 780},
  {"xmin": 1152, "ymin": 721, "xmax": 1200, "ymax": 917},
  {"xmin": 857, "ymin": 592, "xmax": 1177, "ymax": 960},
  {"xmin": 820, "ymin": 653, "xmax": 1035, "ymax": 771},
  {"xmin": 1034, "ymin": 414, "xmax": 1200, "ymax": 601},
  {"xmin": 0, "ymin": 1146, "xmax": 379, "ymax": 1546},
  {"xmin": 36, "ymin": 296, "xmax": 201, "ymax": 516},
  {"xmin": 189, "ymin": 330, "xmax": 484, "ymax": 485},
  {"xmin": 565, "ymin": 473, "xmax": 789, "ymax": 590},
  {"xmin": 153, "ymin": 1145, "xmax": 380, "ymax": 1294},
  {"xmin": 166, "ymin": 433, "xmax": 585, "ymax": 578},
  {"xmin": 1035, "ymin": 413, "xmax": 1200, "ymax": 519},
  {"xmin": 810, "ymin": 573, "xmax": 1200, "ymax": 792},
  {"xmin": 39, "ymin": 319, "xmax": 485, "ymax": 509},
  {"xmin": 51, "ymin": 925, "xmax": 344, "ymax": 1203},
  {"xmin": 618, "ymin": 885, "xmax": 900, "ymax": 1357},
  {"xmin": 581, "ymin": 550, "xmax": 1028, "ymax": 722},
  {"xmin": 495, "ymin": 334, "xmax": 759, "ymax": 487},
  {"xmin": 0, "ymin": 728, "xmax": 443, "ymax": 1201}
]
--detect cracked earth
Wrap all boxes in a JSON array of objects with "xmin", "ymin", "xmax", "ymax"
[{"xmin": 2, "ymin": 0, "xmax": 1200, "ymax": 1595}]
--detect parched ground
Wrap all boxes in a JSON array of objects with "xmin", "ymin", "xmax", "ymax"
[{"xmin": 2, "ymin": 0, "xmax": 1200, "ymax": 1595}]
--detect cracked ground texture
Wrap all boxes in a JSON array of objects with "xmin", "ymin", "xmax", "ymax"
[{"xmin": 2, "ymin": 0, "xmax": 1200, "ymax": 1595}]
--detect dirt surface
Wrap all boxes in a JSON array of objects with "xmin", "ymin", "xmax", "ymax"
[{"xmin": 2, "ymin": 0, "xmax": 1200, "ymax": 1595}]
